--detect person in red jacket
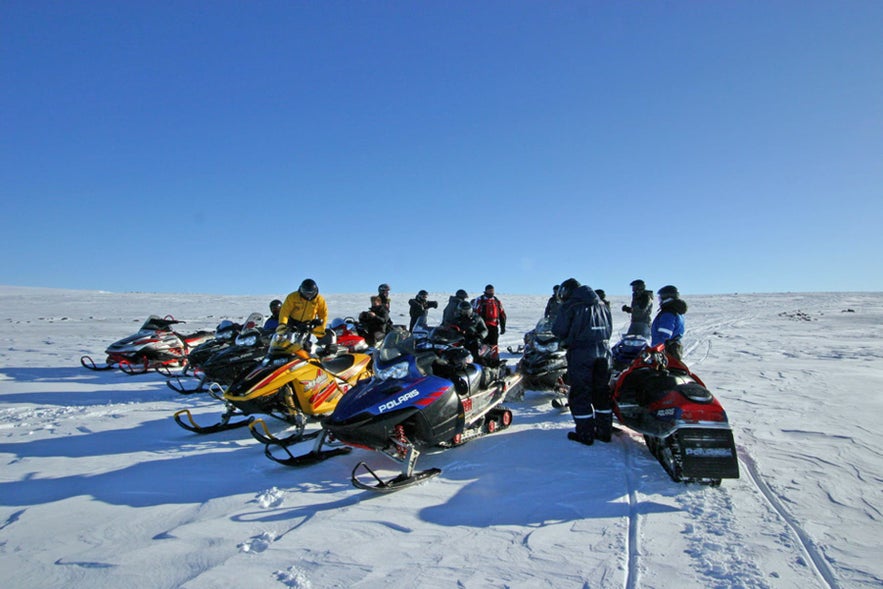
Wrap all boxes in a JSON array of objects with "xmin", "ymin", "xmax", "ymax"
[{"xmin": 472, "ymin": 284, "xmax": 507, "ymax": 348}]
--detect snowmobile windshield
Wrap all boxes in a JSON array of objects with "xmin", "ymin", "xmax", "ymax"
[
  {"xmin": 535, "ymin": 316, "xmax": 555, "ymax": 334},
  {"xmin": 376, "ymin": 328, "xmax": 412, "ymax": 363},
  {"xmin": 141, "ymin": 315, "xmax": 179, "ymax": 331}
]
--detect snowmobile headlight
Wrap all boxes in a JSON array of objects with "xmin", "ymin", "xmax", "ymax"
[
  {"xmin": 376, "ymin": 361, "xmax": 409, "ymax": 381},
  {"xmin": 235, "ymin": 334, "xmax": 258, "ymax": 347},
  {"xmin": 535, "ymin": 340, "xmax": 559, "ymax": 353}
]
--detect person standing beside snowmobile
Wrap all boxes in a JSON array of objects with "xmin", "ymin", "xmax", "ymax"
[
  {"xmin": 651, "ymin": 284, "xmax": 687, "ymax": 360},
  {"xmin": 277, "ymin": 279, "xmax": 330, "ymax": 345},
  {"xmin": 442, "ymin": 289, "xmax": 469, "ymax": 325},
  {"xmin": 621, "ymin": 279, "xmax": 653, "ymax": 338},
  {"xmin": 473, "ymin": 284, "xmax": 507, "ymax": 347},
  {"xmin": 544, "ymin": 285, "xmax": 561, "ymax": 320},
  {"xmin": 552, "ymin": 278, "xmax": 613, "ymax": 445},
  {"xmin": 263, "ymin": 299, "xmax": 283, "ymax": 332},
  {"xmin": 408, "ymin": 290, "xmax": 438, "ymax": 331}
]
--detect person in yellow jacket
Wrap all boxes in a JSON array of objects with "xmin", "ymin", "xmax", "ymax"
[{"xmin": 277, "ymin": 278, "xmax": 329, "ymax": 342}]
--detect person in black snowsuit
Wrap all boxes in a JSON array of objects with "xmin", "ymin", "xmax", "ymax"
[
  {"xmin": 552, "ymin": 278, "xmax": 614, "ymax": 445},
  {"xmin": 358, "ymin": 295, "xmax": 392, "ymax": 346},
  {"xmin": 446, "ymin": 300, "xmax": 489, "ymax": 362},
  {"xmin": 377, "ymin": 283, "xmax": 391, "ymax": 312},
  {"xmin": 622, "ymin": 279, "xmax": 653, "ymax": 338},
  {"xmin": 408, "ymin": 290, "xmax": 438, "ymax": 331}
]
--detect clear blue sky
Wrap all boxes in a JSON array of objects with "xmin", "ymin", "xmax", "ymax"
[{"xmin": 2, "ymin": 1, "xmax": 881, "ymax": 297}]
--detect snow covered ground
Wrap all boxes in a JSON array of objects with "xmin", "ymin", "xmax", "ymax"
[{"xmin": 1, "ymin": 286, "xmax": 881, "ymax": 589}]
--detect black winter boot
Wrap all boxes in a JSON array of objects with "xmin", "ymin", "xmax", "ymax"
[
  {"xmin": 595, "ymin": 410, "xmax": 613, "ymax": 443},
  {"xmin": 568, "ymin": 417, "xmax": 595, "ymax": 446}
]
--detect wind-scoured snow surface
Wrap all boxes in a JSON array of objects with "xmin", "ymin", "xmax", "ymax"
[{"xmin": 1, "ymin": 286, "xmax": 881, "ymax": 589}]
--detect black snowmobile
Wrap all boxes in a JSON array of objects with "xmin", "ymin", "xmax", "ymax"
[
  {"xmin": 514, "ymin": 316, "xmax": 568, "ymax": 405},
  {"xmin": 265, "ymin": 319, "xmax": 523, "ymax": 492},
  {"xmin": 611, "ymin": 342, "xmax": 740, "ymax": 485},
  {"xmin": 167, "ymin": 313, "xmax": 268, "ymax": 394}
]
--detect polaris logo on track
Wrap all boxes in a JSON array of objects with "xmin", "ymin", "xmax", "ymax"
[
  {"xmin": 685, "ymin": 447, "xmax": 734, "ymax": 457},
  {"xmin": 378, "ymin": 389, "xmax": 420, "ymax": 413}
]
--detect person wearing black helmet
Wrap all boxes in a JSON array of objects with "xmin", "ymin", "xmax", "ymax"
[
  {"xmin": 377, "ymin": 283, "xmax": 391, "ymax": 312},
  {"xmin": 408, "ymin": 289, "xmax": 438, "ymax": 331},
  {"xmin": 263, "ymin": 299, "xmax": 283, "ymax": 332},
  {"xmin": 651, "ymin": 284, "xmax": 687, "ymax": 359},
  {"xmin": 552, "ymin": 277, "xmax": 614, "ymax": 445},
  {"xmin": 277, "ymin": 278, "xmax": 329, "ymax": 341},
  {"xmin": 442, "ymin": 289, "xmax": 469, "ymax": 325},
  {"xmin": 448, "ymin": 299, "xmax": 489, "ymax": 360},
  {"xmin": 621, "ymin": 279, "xmax": 653, "ymax": 338}
]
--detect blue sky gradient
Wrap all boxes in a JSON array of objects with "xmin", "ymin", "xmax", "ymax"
[{"xmin": 2, "ymin": 1, "xmax": 881, "ymax": 297}]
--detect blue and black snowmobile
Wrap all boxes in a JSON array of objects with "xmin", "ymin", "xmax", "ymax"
[{"xmin": 265, "ymin": 317, "xmax": 523, "ymax": 493}]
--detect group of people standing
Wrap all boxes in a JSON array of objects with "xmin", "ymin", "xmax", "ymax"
[
  {"xmin": 270, "ymin": 277, "xmax": 688, "ymax": 449},
  {"xmin": 550, "ymin": 278, "xmax": 688, "ymax": 446}
]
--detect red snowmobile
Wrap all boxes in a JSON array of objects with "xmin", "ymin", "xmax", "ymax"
[{"xmin": 611, "ymin": 342, "xmax": 740, "ymax": 485}]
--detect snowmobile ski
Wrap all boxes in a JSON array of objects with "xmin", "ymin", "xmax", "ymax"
[
  {"xmin": 79, "ymin": 355, "xmax": 116, "ymax": 371},
  {"xmin": 172, "ymin": 408, "xmax": 251, "ymax": 434},
  {"xmin": 351, "ymin": 461, "xmax": 441, "ymax": 493},
  {"xmin": 263, "ymin": 429, "xmax": 353, "ymax": 467}
]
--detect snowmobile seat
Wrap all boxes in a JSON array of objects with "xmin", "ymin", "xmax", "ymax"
[
  {"xmin": 415, "ymin": 351, "xmax": 437, "ymax": 376},
  {"xmin": 675, "ymin": 382, "xmax": 713, "ymax": 403},
  {"xmin": 320, "ymin": 355, "xmax": 357, "ymax": 375}
]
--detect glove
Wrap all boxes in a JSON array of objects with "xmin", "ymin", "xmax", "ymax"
[
  {"xmin": 275, "ymin": 324, "xmax": 288, "ymax": 335},
  {"xmin": 428, "ymin": 301, "xmax": 438, "ymax": 309},
  {"xmin": 500, "ymin": 327, "xmax": 506, "ymax": 335},
  {"xmin": 622, "ymin": 305, "xmax": 631, "ymax": 313}
]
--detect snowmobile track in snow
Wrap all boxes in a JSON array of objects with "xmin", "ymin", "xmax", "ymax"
[
  {"xmin": 622, "ymin": 433, "xmax": 639, "ymax": 589},
  {"xmin": 738, "ymin": 448, "xmax": 840, "ymax": 589}
]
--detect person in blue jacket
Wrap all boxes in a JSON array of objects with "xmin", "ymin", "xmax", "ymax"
[
  {"xmin": 263, "ymin": 299, "xmax": 283, "ymax": 332},
  {"xmin": 651, "ymin": 285, "xmax": 687, "ymax": 359},
  {"xmin": 552, "ymin": 278, "xmax": 614, "ymax": 445}
]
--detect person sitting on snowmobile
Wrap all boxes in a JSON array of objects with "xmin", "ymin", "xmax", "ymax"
[
  {"xmin": 552, "ymin": 278, "xmax": 613, "ymax": 445},
  {"xmin": 263, "ymin": 299, "xmax": 283, "ymax": 332},
  {"xmin": 377, "ymin": 283, "xmax": 391, "ymax": 312},
  {"xmin": 445, "ymin": 299, "xmax": 489, "ymax": 362},
  {"xmin": 442, "ymin": 289, "xmax": 469, "ymax": 325},
  {"xmin": 408, "ymin": 290, "xmax": 438, "ymax": 331},
  {"xmin": 358, "ymin": 295, "xmax": 392, "ymax": 346},
  {"xmin": 277, "ymin": 279, "xmax": 331, "ymax": 346},
  {"xmin": 622, "ymin": 279, "xmax": 653, "ymax": 338},
  {"xmin": 651, "ymin": 284, "xmax": 687, "ymax": 360}
]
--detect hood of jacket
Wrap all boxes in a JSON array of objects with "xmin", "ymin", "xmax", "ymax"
[
  {"xmin": 564, "ymin": 284, "xmax": 600, "ymax": 308},
  {"xmin": 660, "ymin": 299, "xmax": 688, "ymax": 315}
]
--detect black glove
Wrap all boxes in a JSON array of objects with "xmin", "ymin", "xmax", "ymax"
[
  {"xmin": 428, "ymin": 301, "xmax": 438, "ymax": 309},
  {"xmin": 275, "ymin": 324, "xmax": 288, "ymax": 335},
  {"xmin": 500, "ymin": 328, "xmax": 505, "ymax": 335},
  {"xmin": 622, "ymin": 305, "xmax": 631, "ymax": 313}
]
